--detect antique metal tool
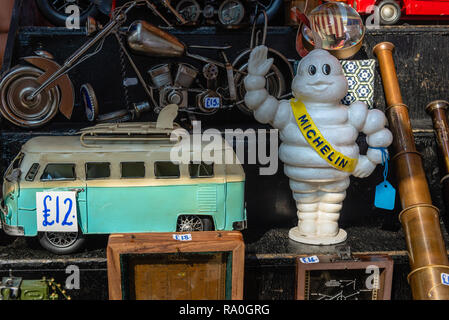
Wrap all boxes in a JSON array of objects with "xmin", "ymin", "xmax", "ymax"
[{"xmin": 374, "ymin": 42, "xmax": 449, "ymax": 300}]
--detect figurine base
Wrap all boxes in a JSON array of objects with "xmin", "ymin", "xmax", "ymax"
[{"xmin": 288, "ymin": 227, "xmax": 347, "ymax": 245}]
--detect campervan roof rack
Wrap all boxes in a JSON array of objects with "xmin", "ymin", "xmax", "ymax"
[{"xmin": 79, "ymin": 122, "xmax": 182, "ymax": 148}]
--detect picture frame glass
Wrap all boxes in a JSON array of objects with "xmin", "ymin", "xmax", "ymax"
[{"xmin": 120, "ymin": 252, "xmax": 233, "ymax": 300}]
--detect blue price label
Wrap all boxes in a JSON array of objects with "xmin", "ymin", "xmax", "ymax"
[
  {"xmin": 204, "ymin": 97, "xmax": 220, "ymax": 109},
  {"xmin": 299, "ymin": 255, "xmax": 320, "ymax": 264},
  {"xmin": 441, "ymin": 273, "xmax": 449, "ymax": 286},
  {"xmin": 374, "ymin": 181, "xmax": 396, "ymax": 210},
  {"xmin": 173, "ymin": 234, "xmax": 193, "ymax": 241},
  {"xmin": 36, "ymin": 191, "xmax": 78, "ymax": 232}
]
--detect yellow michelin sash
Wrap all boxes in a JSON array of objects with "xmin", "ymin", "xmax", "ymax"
[{"xmin": 290, "ymin": 99, "xmax": 358, "ymax": 173}]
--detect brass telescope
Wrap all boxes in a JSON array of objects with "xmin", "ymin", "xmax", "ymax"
[
  {"xmin": 373, "ymin": 42, "xmax": 449, "ymax": 299},
  {"xmin": 426, "ymin": 100, "xmax": 449, "ymax": 221}
]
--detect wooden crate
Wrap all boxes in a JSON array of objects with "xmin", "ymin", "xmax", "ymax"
[
  {"xmin": 107, "ymin": 231, "xmax": 245, "ymax": 300},
  {"xmin": 295, "ymin": 254, "xmax": 394, "ymax": 300}
]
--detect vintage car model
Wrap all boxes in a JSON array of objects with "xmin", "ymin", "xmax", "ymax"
[
  {"xmin": 349, "ymin": 0, "xmax": 449, "ymax": 25},
  {"xmin": 0, "ymin": 108, "xmax": 246, "ymax": 254}
]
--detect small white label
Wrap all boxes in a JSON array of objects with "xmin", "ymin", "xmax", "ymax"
[
  {"xmin": 36, "ymin": 191, "xmax": 78, "ymax": 232},
  {"xmin": 299, "ymin": 255, "xmax": 320, "ymax": 264},
  {"xmin": 123, "ymin": 77, "xmax": 138, "ymax": 86},
  {"xmin": 173, "ymin": 234, "xmax": 192, "ymax": 241},
  {"xmin": 204, "ymin": 97, "xmax": 220, "ymax": 109},
  {"xmin": 441, "ymin": 273, "xmax": 449, "ymax": 286}
]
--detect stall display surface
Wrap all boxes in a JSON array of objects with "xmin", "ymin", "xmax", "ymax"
[{"xmin": 1, "ymin": 0, "xmax": 449, "ymax": 300}]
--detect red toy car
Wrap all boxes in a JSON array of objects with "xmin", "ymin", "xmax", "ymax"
[{"xmin": 347, "ymin": 0, "xmax": 449, "ymax": 25}]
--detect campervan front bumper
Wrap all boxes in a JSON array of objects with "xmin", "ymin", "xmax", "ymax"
[
  {"xmin": 0, "ymin": 201, "xmax": 24, "ymax": 236},
  {"xmin": 232, "ymin": 208, "xmax": 247, "ymax": 231},
  {"xmin": 232, "ymin": 220, "xmax": 247, "ymax": 230}
]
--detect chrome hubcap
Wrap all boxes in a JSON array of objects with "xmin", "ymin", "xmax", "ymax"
[
  {"xmin": 45, "ymin": 232, "xmax": 78, "ymax": 248},
  {"xmin": 381, "ymin": 5, "xmax": 398, "ymax": 21},
  {"xmin": 177, "ymin": 216, "xmax": 203, "ymax": 232}
]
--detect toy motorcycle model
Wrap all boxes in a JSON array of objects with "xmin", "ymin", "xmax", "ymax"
[{"xmin": 0, "ymin": 0, "xmax": 292, "ymax": 127}]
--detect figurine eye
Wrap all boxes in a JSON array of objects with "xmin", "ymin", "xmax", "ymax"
[
  {"xmin": 308, "ymin": 65, "xmax": 317, "ymax": 75},
  {"xmin": 322, "ymin": 64, "xmax": 331, "ymax": 75}
]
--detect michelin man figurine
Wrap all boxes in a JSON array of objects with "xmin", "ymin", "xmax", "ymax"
[{"xmin": 244, "ymin": 46, "xmax": 393, "ymax": 245}]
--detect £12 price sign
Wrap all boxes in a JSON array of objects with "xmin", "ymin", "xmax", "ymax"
[{"xmin": 36, "ymin": 191, "xmax": 78, "ymax": 232}]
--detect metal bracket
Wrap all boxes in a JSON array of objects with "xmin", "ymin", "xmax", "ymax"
[
  {"xmin": 68, "ymin": 188, "xmax": 85, "ymax": 194},
  {"xmin": 333, "ymin": 245, "xmax": 356, "ymax": 261},
  {"xmin": 24, "ymin": 56, "xmax": 75, "ymax": 119}
]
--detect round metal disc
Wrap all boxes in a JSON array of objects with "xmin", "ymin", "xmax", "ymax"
[
  {"xmin": 176, "ymin": 0, "xmax": 201, "ymax": 23},
  {"xmin": 80, "ymin": 83, "xmax": 99, "ymax": 122},
  {"xmin": 0, "ymin": 65, "xmax": 60, "ymax": 128},
  {"xmin": 202, "ymin": 63, "xmax": 219, "ymax": 80},
  {"xmin": 218, "ymin": 0, "xmax": 245, "ymax": 25},
  {"xmin": 234, "ymin": 63, "xmax": 286, "ymax": 115}
]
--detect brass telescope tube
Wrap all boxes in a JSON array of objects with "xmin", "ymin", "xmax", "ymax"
[
  {"xmin": 426, "ymin": 100, "xmax": 449, "ymax": 215},
  {"xmin": 373, "ymin": 42, "xmax": 449, "ymax": 299}
]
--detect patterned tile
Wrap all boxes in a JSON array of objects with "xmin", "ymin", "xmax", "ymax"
[
  {"xmin": 340, "ymin": 59, "xmax": 375, "ymax": 109},
  {"xmin": 293, "ymin": 59, "xmax": 376, "ymax": 108}
]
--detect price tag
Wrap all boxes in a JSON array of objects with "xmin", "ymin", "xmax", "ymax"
[
  {"xmin": 36, "ymin": 191, "xmax": 78, "ymax": 232},
  {"xmin": 299, "ymin": 255, "xmax": 320, "ymax": 264},
  {"xmin": 204, "ymin": 97, "xmax": 221, "ymax": 109},
  {"xmin": 173, "ymin": 234, "xmax": 192, "ymax": 241},
  {"xmin": 374, "ymin": 181, "xmax": 396, "ymax": 210},
  {"xmin": 441, "ymin": 273, "xmax": 449, "ymax": 286}
]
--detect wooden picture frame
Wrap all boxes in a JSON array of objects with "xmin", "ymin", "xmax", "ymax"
[
  {"xmin": 107, "ymin": 231, "xmax": 245, "ymax": 300},
  {"xmin": 295, "ymin": 254, "xmax": 394, "ymax": 300}
]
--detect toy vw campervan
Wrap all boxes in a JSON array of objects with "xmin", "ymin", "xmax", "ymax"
[{"xmin": 0, "ymin": 107, "xmax": 246, "ymax": 254}]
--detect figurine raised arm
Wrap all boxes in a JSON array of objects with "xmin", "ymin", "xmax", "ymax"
[{"xmin": 244, "ymin": 46, "xmax": 393, "ymax": 244}]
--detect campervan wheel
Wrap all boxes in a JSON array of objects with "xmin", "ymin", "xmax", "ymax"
[
  {"xmin": 177, "ymin": 215, "xmax": 204, "ymax": 232},
  {"xmin": 176, "ymin": 215, "xmax": 214, "ymax": 232},
  {"xmin": 38, "ymin": 231, "xmax": 86, "ymax": 254}
]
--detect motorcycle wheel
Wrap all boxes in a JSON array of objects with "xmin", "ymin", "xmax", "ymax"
[{"xmin": 0, "ymin": 65, "xmax": 60, "ymax": 128}]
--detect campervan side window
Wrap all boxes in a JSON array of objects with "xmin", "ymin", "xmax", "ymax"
[
  {"xmin": 121, "ymin": 162, "xmax": 145, "ymax": 178},
  {"xmin": 41, "ymin": 164, "xmax": 76, "ymax": 181},
  {"xmin": 154, "ymin": 161, "xmax": 180, "ymax": 179},
  {"xmin": 11, "ymin": 152, "xmax": 24, "ymax": 169},
  {"xmin": 86, "ymin": 162, "xmax": 110, "ymax": 180},
  {"xmin": 189, "ymin": 162, "xmax": 214, "ymax": 178},
  {"xmin": 25, "ymin": 163, "xmax": 40, "ymax": 181}
]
